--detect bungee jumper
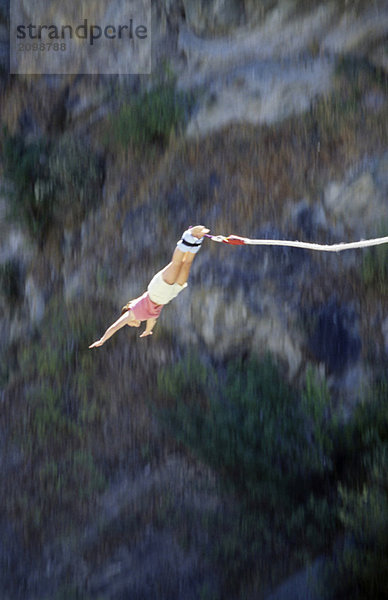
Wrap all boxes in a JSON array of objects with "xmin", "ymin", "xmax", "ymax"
[
  {"xmin": 89, "ymin": 225, "xmax": 209, "ymax": 347},
  {"xmin": 89, "ymin": 225, "xmax": 388, "ymax": 348}
]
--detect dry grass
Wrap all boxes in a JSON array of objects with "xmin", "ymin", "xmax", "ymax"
[{"xmin": 141, "ymin": 65, "xmax": 387, "ymax": 239}]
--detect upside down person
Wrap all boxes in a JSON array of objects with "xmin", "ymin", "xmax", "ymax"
[{"xmin": 89, "ymin": 225, "xmax": 209, "ymax": 347}]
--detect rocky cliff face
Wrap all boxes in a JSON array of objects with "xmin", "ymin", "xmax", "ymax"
[
  {"xmin": 2, "ymin": 0, "xmax": 387, "ymax": 393},
  {"xmin": 0, "ymin": 0, "xmax": 388, "ymax": 598}
]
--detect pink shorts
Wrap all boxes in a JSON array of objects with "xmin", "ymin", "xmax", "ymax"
[
  {"xmin": 125, "ymin": 292, "xmax": 163, "ymax": 321},
  {"xmin": 121, "ymin": 270, "xmax": 188, "ymax": 322}
]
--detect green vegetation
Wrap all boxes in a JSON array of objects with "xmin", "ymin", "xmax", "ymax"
[
  {"xmin": 53, "ymin": 586, "xmax": 103, "ymax": 600},
  {"xmin": 48, "ymin": 134, "xmax": 104, "ymax": 223},
  {"xmin": 4, "ymin": 297, "xmax": 107, "ymax": 544},
  {"xmin": 0, "ymin": 3, "xmax": 8, "ymax": 27},
  {"xmin": 362, "ymin": 244, "xmax": 388, "ymax": 292},
  {"xmin": 0, "ymin": 258, "xmax": 22, "ymax": 304},
  {"xmin": 159, "ymin": 357, "xmax": 334, "ymax": 509},
  {"xmin": 336, "ymin": 54, "xmax": 387, "ymax": 91},
  {"xmin": 1, "ymin": 129, "xmax": 104, "ymax": 243},
  {"xmin": 1, "ymin": 132, "xmax": 51, "ymax": 241},
  {"xmin": 157, "ymin": 355, "xmax": 338, "ymax": 593},
  {"xmin": 109, "ymin": 83, "xmax": 193, "ymax": 151},
  {"xmin": 157, "ymin": 355, "xmax": 388, "ymax": 597},
  {"xmin": 326, "ymin": 383, "xmax": 388, "ymax": 600},
  {"xmin": 362, "ymin": 229, "xmax": 388, "ymax": 293},
  {"xmin": 332, "ymin": 462, "xmax": 388, "ymax": 600}
]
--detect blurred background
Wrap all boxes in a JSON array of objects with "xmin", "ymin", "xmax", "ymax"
[{"xmin": 0, "ymin": 1, "xmax": 387, "ymax": 598}]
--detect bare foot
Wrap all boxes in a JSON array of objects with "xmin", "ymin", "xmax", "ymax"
[{"xmin": 189, "ymin": 225, "xmax": 210, "ymax": 238}]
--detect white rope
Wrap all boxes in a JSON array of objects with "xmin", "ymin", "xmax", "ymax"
[{"xmin": 209, "ymin": 234, "xmax": 388, "ymax": 252}]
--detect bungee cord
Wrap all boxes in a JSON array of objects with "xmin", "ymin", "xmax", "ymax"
[{"xmin": 205, "ymin": 234, "xmax": 388, "ymax": 252}]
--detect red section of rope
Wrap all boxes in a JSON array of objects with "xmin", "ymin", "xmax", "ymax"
[{"xmin": 224, "ymin": 236, "xmax": 246, "ymax": 245}]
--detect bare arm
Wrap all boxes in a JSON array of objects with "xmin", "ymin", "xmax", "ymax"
[
  {"xmin": 139, "ymin": 318, "xmax": 157, "ymax": 338},
  {"xmin": 89, "ymin": 310, "xmax": 138, "ymax": 348}
]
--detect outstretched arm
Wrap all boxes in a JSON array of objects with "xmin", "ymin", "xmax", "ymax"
[{"xmin": 89, "ymin": 310, "xmax": 139, "ymax": 348}]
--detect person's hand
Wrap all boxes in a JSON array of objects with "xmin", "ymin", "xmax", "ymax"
[
  {"xmin": 139, "ymin": 330, "xmax": 153, "ymax": 338},
  {"xmin": 89, "ymin": 339, "xmax": 104, "ymax": 348}
]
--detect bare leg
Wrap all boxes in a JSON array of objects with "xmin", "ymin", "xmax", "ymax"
[
  {"xmin": 175, "ymin": 252, "xmax": 195, "ymax": 285},
  {"xmin": 161, "ymin": 226, "xmax": 208, "ymax": 285},
  {"xmin": 161, "ymin": 247, "xmax": 187, "ymax": 285}
]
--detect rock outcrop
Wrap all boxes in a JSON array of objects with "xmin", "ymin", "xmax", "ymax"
[{"xmin": 0, "ymin": 3, "xmax": 387, "ymax": 596}]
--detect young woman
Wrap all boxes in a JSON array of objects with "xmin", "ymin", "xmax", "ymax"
[{"xmin": 89, "ymin": 225, "xmax": 209, "ymax": 347}]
